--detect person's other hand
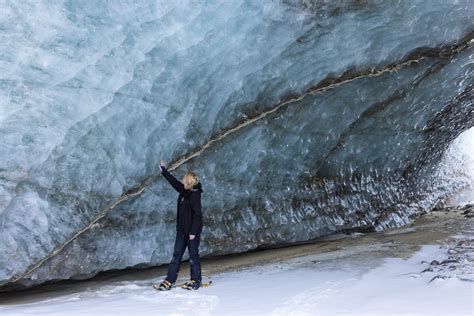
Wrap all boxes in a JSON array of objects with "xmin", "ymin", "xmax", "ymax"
[
  {"xmin": 160, "ymin": 160, "xmax": 166, "ymax": 167},
  {"xmin": 189, "ymin": 234, "xmax": 195, "ymax": 240}
]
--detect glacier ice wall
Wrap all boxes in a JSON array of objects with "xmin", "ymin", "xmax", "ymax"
[{"xmin": 0, "ymin": 0, "xmax": 473, "ymax": 290}]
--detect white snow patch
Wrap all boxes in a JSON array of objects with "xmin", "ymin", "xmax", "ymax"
[
  {"xmin": 1, "ymin": 243, "xmax": 472, "ymax": 316},
  {"xmin": 442, "ymin": 127, "xmax": 474, "ymax": 206}
]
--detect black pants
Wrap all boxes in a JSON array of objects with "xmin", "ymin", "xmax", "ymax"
[{"xmin": 166, "ymin": 231, "xmax": 202, "ymax": 283}]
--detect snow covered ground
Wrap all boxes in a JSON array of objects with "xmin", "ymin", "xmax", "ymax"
[
  {"xmin": 1, "ymin": 207, "xmax": 472, "ymax": 316},
  {"xmin": 1, "ymin": 244, "xmax": 471, "ymax": 315}
]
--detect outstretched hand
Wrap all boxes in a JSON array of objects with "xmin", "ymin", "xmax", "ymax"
[{"xmin": 160, "ymin": 160, "xmax": 166, "ymax": 168}]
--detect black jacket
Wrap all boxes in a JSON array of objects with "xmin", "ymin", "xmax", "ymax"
[{"xmin": 160, "ymin": 165, "xmax": 203, "ymax": 235}]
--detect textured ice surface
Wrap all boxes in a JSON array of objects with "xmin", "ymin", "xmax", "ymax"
[{"xmin": 0, "ymin": 0, "xmax": 473, "ymax": 290}]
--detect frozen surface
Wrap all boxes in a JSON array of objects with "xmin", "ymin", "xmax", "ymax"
[
  {"xmin": 442, "ymin": 128, "xmax": 474, "ymax": 206},
  {"xmin": 1, "ymin": 238, "xmax": 472, "ymax": 315},
  {"xmin": 0, "ymin": 0, "xmax": 473, "ymax": 289}
]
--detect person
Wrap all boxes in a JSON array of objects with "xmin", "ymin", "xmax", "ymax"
[{"xmin": 156, "ymin": 160, "xmax": 203, "ymax": 291}]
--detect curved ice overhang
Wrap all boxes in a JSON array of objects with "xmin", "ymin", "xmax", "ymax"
[{"xmin": 0, "ymin": 1, "xmax": 473, "ymax": 290}]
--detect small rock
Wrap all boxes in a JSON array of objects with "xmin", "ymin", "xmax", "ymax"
[
  {"xmin": 456, "ymin": 276, "xmax": 474, "ymax": 283},
  {"xmin": 441, "ymin": 259, "xmax": 459, "ymax": 265},
  {"xmin": 428, "ymin": 275, "xmax": 449, "ymax": 283}
]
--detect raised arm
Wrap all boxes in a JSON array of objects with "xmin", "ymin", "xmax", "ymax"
[{"xmin": 160, "ymin": 162, "xmax": 184, "ymax": 193}]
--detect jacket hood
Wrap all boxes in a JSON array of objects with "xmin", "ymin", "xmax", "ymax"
[{"xmin": 190, "ymin": 181, "xmax": 203, "ymax": 193}]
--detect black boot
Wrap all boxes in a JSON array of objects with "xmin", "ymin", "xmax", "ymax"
[
  {"xmin": 181, "ymin": 279, "xmax": 201, "ymax": 290},
  {"xmin": 153, "ymin": 279, "xmax": 175, "ymax": 291}
]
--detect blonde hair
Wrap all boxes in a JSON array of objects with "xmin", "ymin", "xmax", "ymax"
[{"xmin": 183, "ymin": 171, "xmax": 199, "ymax": 190}]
